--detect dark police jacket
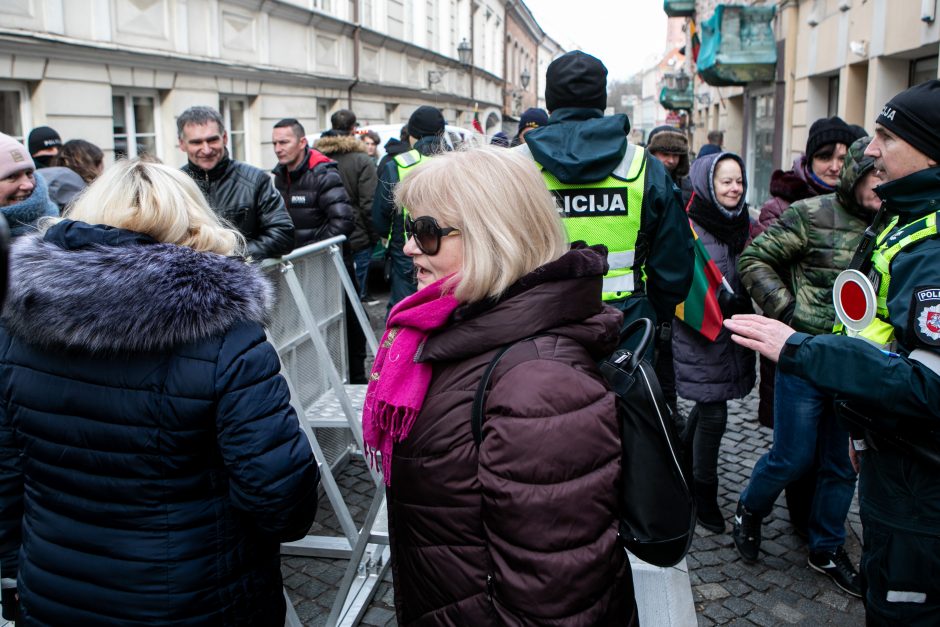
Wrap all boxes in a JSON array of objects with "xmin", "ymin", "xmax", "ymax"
[
  {"xmin": 272, "ymin": 147, "xmax": 355, "ymax": 250},
  {"xmin": 182, "ymin": 154, "xmax": 294, "ymax": 261},
  {"xmin": 779, "ymin": 166, "xmax": 940, "ymax": 535},
  {"xmin": 0, "ymin": 221, "xmax": 319, "ymax": 625}
]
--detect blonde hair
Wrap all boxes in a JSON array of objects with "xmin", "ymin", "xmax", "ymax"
[
  {"xmin": 62, "ymin": 158, "xmax": 245, "ymax": 256},
  {"xmin": 394, "ymin": 145, "xmax": 568, "ymax": 303}
]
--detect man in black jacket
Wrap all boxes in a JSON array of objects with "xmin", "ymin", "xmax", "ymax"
[
  {"xmin": 271, "ymin": 118, "xmax": 356, "ymax": 249},
  {"xmin": 272, "ymin": 117, "xmax": 366, "ymax": 384},
  {"xmin": 178, "ymin": 106, "xmax": 293, "ymax": 261}
]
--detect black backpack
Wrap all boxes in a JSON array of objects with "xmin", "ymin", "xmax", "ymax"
[{"xmin": 472, "ymin": 318, "xmax": 696, "ymax": 567}]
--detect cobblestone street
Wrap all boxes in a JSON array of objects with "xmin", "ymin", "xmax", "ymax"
[{"xmin": 282, "ymin": 294, "xmax": 866, "ymax": 626}]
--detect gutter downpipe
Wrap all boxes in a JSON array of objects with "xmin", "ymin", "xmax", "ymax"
[
  {"xmin": 348, "ymin": 0, "xmax": 361, "ymax": 109},
  {"xmin": 471, "ymin": 2, "xmax": 478, "ymax": 103}
]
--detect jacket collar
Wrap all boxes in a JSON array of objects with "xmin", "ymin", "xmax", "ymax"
[
  {"xmin": 420, "ymin": 245, "xmax": 621, "ymax": 362},
  {"xmin": 275, "ymin": 148, "xmax": 334, "ymax": 182},
  {"xmin": 876, "ymin": 166, "xmax": 940, "ymax": 223},
  {"xmin": 523, "ymin": 111, "xmax": 629, "ymax": 184},
  {"xmin": 185, "ymin": 152, "xmax": 231, "ymax": 182},
  {"xmin": 413, "ymin": 135, "xmax": 448, "ymax": 156},
  {"xmin": 3, "ymin": 220, "xmax": 272, "ymax": 353}
]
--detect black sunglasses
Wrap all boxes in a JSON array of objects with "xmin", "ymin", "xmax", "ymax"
[{"xmin": 404, "ymin": 215, "xmax": 460, "ymax": 255}]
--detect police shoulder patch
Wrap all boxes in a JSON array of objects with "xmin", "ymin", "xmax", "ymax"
[{"xmin": 912, "ymin": 286, "xmax": 940, "ymax": 346}]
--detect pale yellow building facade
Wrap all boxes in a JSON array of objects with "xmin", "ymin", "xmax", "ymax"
[{"xmin": 0, "ymin": 0, "xmax": 511, "ymax": 169}]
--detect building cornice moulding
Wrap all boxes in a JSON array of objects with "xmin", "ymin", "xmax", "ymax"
[{"xmin": 0, "ymin": 28, "xmax": 503, "ymax": 95}]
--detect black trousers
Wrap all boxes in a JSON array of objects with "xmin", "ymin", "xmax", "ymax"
[{"xmin": 343, "ymin": 255, "xmax": 368, "ymax": 384}]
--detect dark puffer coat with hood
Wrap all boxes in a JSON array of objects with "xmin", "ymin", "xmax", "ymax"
[
  {"xmin": 739, "ymin": 137, "xmax": 877, "ymax": 335},
  {"xmin": 387, "ymin": 245, "xmax": 637, "ymax": 626},
  {"xmin": 0, "ymin": 221, "xmax": 320, "ymax": 626},
  {"xmin": 314, "ymin": 133, "xmax": 379, "ymax": 252}
]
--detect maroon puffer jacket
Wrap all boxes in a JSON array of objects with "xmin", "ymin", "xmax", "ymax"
[
  {"xmin": 754, "ymin": 156, "xmax": 831, "ymax": 235},
  {"xmin": 386, "ymin": 246, "xmax": 637, "ymax": 626}
]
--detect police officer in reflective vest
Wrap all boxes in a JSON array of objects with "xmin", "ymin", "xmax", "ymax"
[
  {"xmin": 726, "ymin": 80, "xmax": 940, "ymax": 626},
  {"xmin": 520, "ymin": 51, "xmax": 694, "ymax": 350},
  {"xmin": 372, "ymin": 106, "xmax": 449, "ymax": 313}
]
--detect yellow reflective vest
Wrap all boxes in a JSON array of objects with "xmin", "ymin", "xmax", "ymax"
[
  {"xmin": 838, "ymin": 211, "xmax": 939, "ymax": 348},
  {"xmin": 537, "ymin": 144, "xmax": 648, "ymax": 302},
  {"xmin": 390, "ymin": 149, "xmax": 427, "ymax": 237}
]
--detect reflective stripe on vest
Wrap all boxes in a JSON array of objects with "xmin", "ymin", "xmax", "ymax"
[
  {"xmin": 537, "ymin": 144, "xmax": 647, "ymax": 301},
  {"xmin": 846, "ymin": 211, "xmax": 940, "ymax": 349},
  {"xmin": 391, "ymin": 149, "xmax": 427, "ymax": 238}
]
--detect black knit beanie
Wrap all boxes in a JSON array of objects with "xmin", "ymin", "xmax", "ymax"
[
  {"xmin": 805, "ymin": 116, "xmax": 858, "ymax": 162},
  {"xmin": 876, "ymin": 79, "xmax": 940, "ymax": 163},
  {"xmin": 407, "ymin": 106, "xmax": 445, "ymax": 139},
  {"xmin": 545, "ymin": 51, "xmax": 608, "ymax": 112},
  {"xmin": 27, "ymin": 126, "xmax": 62, "ymax": 156}
]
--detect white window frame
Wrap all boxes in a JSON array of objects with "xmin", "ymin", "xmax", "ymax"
[
  {"xmin": 219, "ymin": 95, "xmax": 249, "ymax": 164},
  {"xmin": 0, "ymin": 80, "xmax": 32, "ymax": 143},
  {"xmin": 112, "ymin": 89, "xmax": 161, "ymax": 160}
]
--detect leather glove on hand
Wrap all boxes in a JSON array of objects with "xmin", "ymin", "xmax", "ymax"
[{"xmin": 718, "ymin": 288, "xmax": 753, "ymax": 318}]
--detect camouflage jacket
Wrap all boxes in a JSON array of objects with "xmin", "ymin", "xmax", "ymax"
[{"xmin": 739, "ymin": 138, "xmax": 876, "ymax": 335}]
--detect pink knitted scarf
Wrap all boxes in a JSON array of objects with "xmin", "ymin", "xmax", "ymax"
[{"xmin": 362, "ymin": 277, "xmax": 459, "ymax": 485}]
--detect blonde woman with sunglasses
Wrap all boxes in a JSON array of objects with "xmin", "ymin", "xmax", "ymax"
[{"xmin": 362, "ymin": 145, "xmax": 637, "ymax": 625}]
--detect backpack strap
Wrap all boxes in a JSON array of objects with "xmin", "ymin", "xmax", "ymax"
[{"xmin": 471, "ymin": 334, "xmax": 553, "ymax": 446}]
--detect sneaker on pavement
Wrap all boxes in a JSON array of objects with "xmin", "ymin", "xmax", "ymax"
[
  {"xmin": 361, "ymin": 297, "xmax": 380, "ymax": 306},
  {"xmin": 808, "ymin": 546, "xmax": 862, "ymax": 598},
  {"xmin": 732, "ymin": 501, "xmax": 762, "ymax": 563}
]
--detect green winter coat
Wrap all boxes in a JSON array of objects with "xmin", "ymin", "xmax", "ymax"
[{"xmin": 738, "ymin": 139, "xmax": 876, "ymax": 335}]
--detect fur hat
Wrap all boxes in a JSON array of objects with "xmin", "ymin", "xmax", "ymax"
[
  {"xmin": 0, "ymin": 133, "xmax": 35, "ymax": 180},
  {"xmin": 545, "ymin": 51, "xmax": 608, "ymax": 112},
  {"xmin": 646, "ymin": 126, "xmax": 690, "ymax": 179}
]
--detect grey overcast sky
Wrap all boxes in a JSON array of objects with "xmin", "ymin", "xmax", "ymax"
[{"xmin": 523, "ymin": 0, "xmax": 669, "ymax": 82}]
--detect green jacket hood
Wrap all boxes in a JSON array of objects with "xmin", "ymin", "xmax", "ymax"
[
  {"xmin": 524, "ymin": 108, "xmax": 630, "ymax": 184},
  {"xmin": 836, "ymin": 136, "xmax": 876, "ymax": 220}
]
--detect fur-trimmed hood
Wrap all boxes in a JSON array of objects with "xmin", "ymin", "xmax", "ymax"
[
  {"xmin": 314, "ymin": 134, "xmax": 368, "ymax": 156},
  {"xmin": 3, "ymin": 220, "xmax": 273, "ymax": 353},
  {"xmin": 768, "ymin": 156, "xmax": 830, "ymax": 203}
]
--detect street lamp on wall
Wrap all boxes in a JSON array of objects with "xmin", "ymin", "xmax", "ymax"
[
  {"xmin": 458, "ymin": 38, "xmax": 472, "ymax": 66},
  {"xmin": 675, "ymin": 68, "xmax": 690, "ymax": 93},
  {"xmin": 507, "ymin": 68, "xmax": 532, "ymax": 116}
]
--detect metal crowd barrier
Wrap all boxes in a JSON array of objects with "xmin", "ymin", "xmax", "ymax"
[{"xmin": 262, "ymin": 236, "xmax": 389, "ymax": 627}]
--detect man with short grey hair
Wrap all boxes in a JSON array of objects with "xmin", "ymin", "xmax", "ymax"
[{"xmin": 178, "ymin": 106, "xmax": 293, "ymax": 260}]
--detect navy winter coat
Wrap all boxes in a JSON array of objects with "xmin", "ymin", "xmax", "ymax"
[{"xmin": 0, "ymin": 221, "xmax": 319, "ymax": 626}]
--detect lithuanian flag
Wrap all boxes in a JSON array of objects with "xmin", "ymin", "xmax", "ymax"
[{"xmin": 675, "ymin": 223, "xmax": 725, "ymax": 341}]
